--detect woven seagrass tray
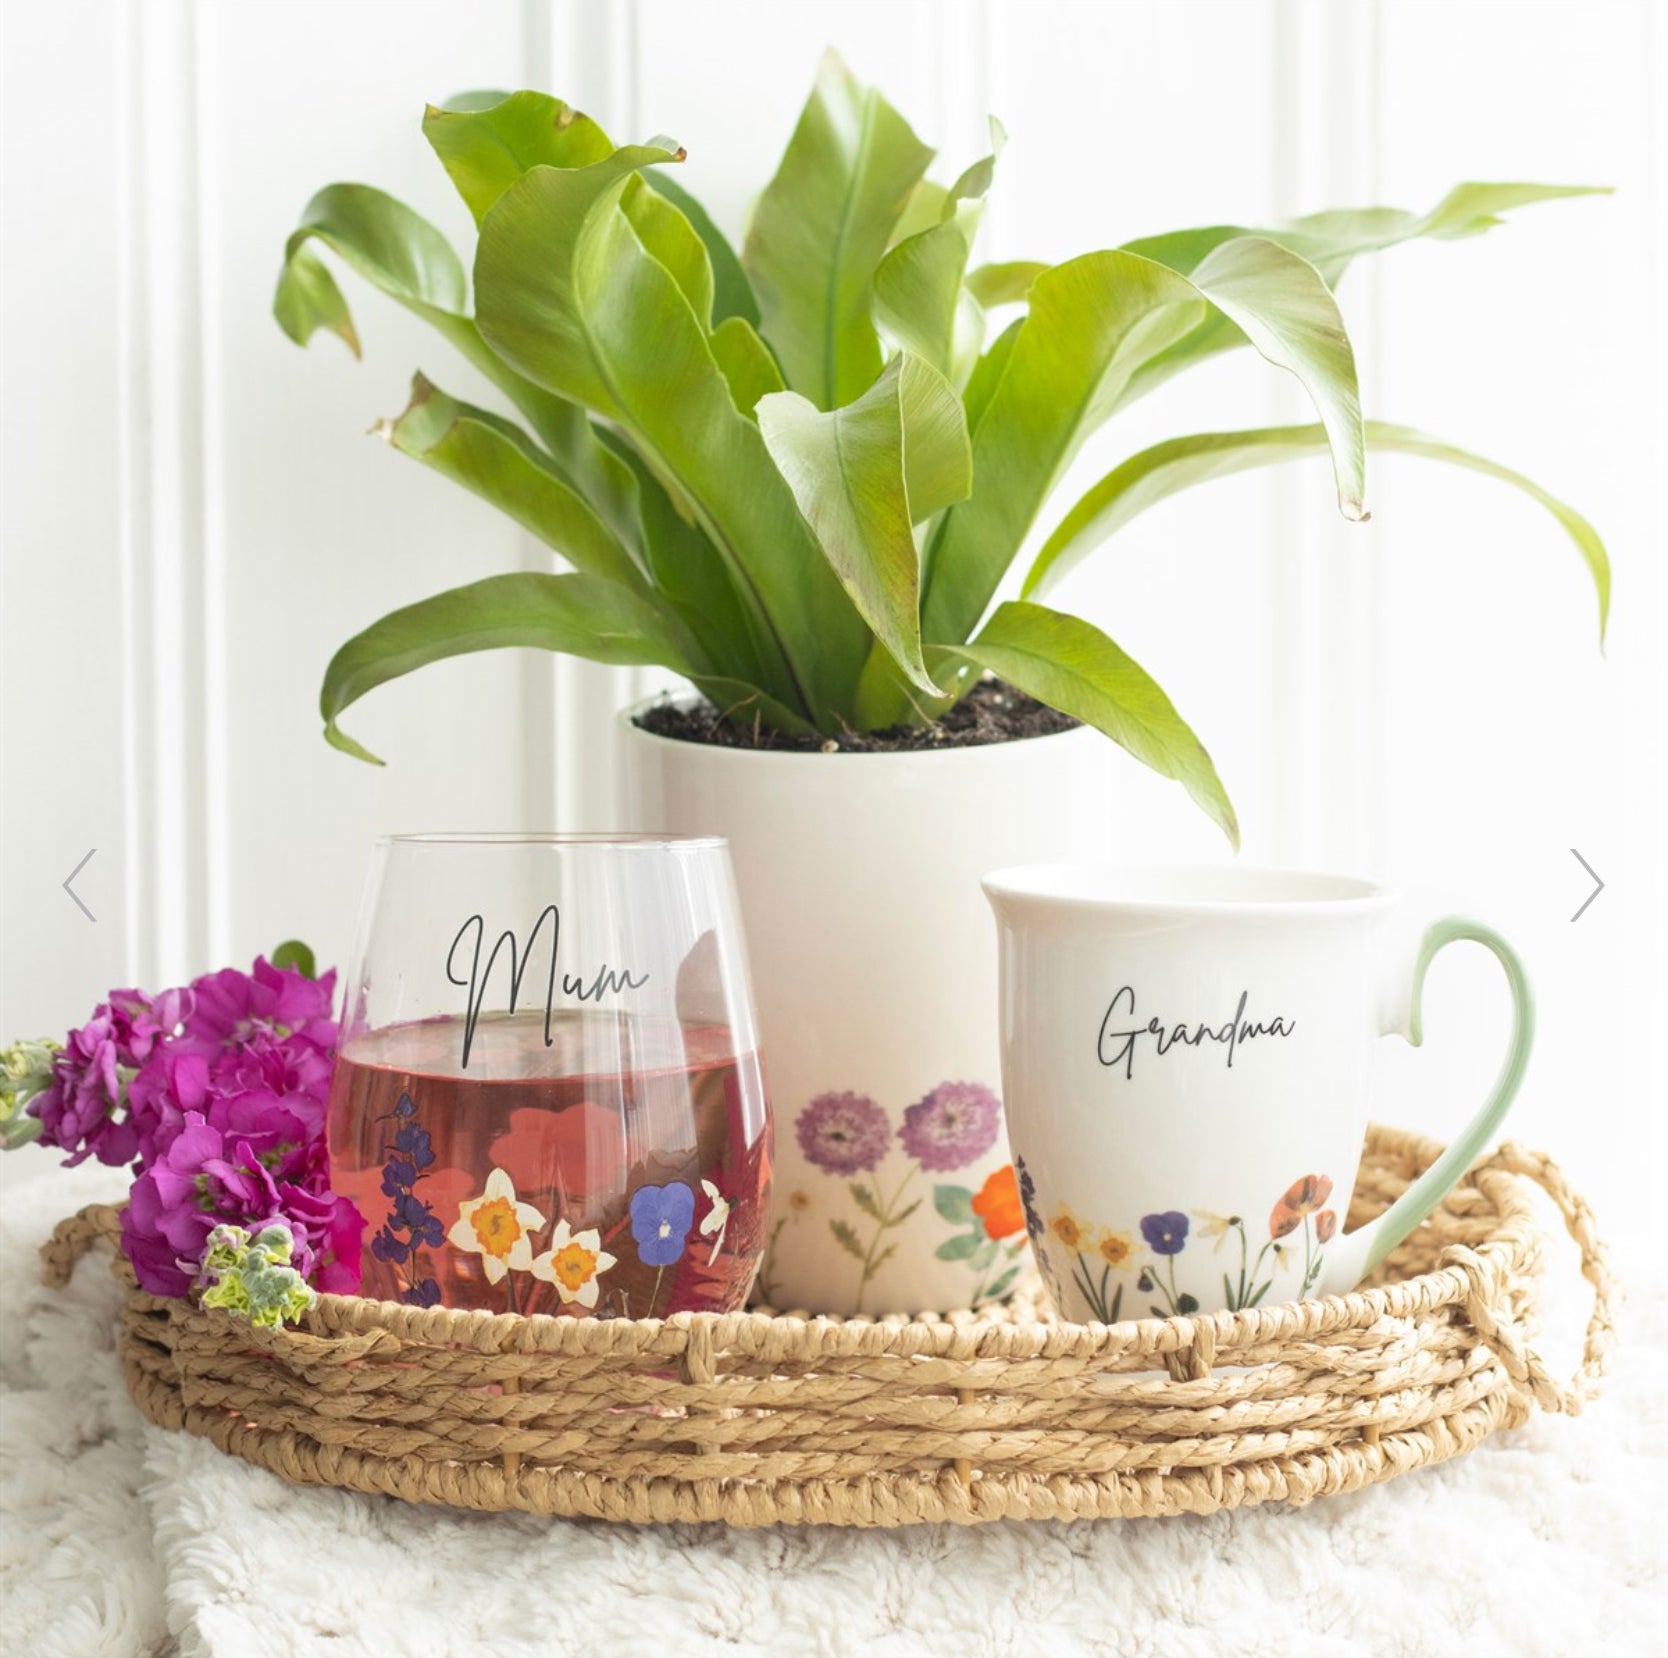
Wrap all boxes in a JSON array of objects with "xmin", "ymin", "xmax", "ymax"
[{"xmin": 41, "ymin": 1124, "xmax": 1613, "ymax": 1527}]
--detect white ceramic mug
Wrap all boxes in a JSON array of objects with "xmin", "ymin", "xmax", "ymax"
[{"xmin": 981, "ymin": 866, "xmax": 1533, "ymax": 1321}]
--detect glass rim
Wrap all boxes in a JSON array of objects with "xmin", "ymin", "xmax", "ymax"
[{"xmin": 376, "ymin": 831, "xmax": 727, "ymax": 852}]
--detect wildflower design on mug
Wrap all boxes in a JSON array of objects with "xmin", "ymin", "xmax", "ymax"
[{"xmin": 1034, "ymin": 1171, "xmax": 1339, "ymax": 1322}]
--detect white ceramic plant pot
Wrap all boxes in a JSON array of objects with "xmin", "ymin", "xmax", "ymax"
[{"xmin": 619, "ymin": 699, "xmax": 1110, "ymax": 1315}]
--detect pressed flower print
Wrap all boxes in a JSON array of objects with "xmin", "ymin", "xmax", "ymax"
[
  {"xmin": 372, "ymin": 1091, "xmax": 443, "ymax": 1307},
  {"xmin": 630, "ymin": 1181, "xmax": 696, "ymax": 1268},
  {"xmin": 1036, "ymin": 1213, "xmax": 1131, "ymax": 1323},
  {"xmin": 970, "ymin": 1165, "xmax": 1024, "ymax": 1241},
  {"xmin": 1102, "ymin": 1172, "xmax": 1344, "ymax": 1315},
  {"xmin": 798, "ymin": 1078, "xmax": 1012, "ymax": 1312},
  {"xmin": 897, "ymin": 1081, "xmax": 1000, "ymax": 1172},
  {"xmin": 1270, "ymin": 1173, "xmax": 1334, "ymax": 1240},
  {"xmin": 531, "ymin": 1219, "xmax": 615, "ymax": 1310},
  {"xmin": 1140, "ymin": 1212, "xmax": 1189, "ymax": 1256},
  {"xmin": 699, "ymin": 1179, "xmax": 731, "ymax": 1263},
  {"xmin": 449, "ymin": 1168, "xmax": 545, "ymax": 1305},
  {"xmin": 1050, "ymin": 1207, "xmax": 1085, "ymax": 1250},
  {"xmin": 1094, "ymin": 1229, "xmax": 1130, "ymax": 1268},
  {"xmin": 930, "ymin": 1163, "xmax": 1028, "ymax": 1305},
  {"xmin": 1015, "ymin": 1156, "xmax": 1045, "ymax": 1242},
  {"xmin": 796, "ymin": 1091, "xmax": 890, "ymax": 1176}
]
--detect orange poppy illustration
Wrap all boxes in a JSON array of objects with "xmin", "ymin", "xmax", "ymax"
[
  {"xmin": 971, "ymin": 1164, "xmax": 1025, "ymax": 1241},
  {"xmin": 1270, "ymin": 1173, "xmax": 1334, "ymax": 1239}
]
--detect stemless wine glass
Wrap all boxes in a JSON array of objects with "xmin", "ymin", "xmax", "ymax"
[{"xmin": 326, "ymin": 834, "xmax": 771, "ymax": 1317}]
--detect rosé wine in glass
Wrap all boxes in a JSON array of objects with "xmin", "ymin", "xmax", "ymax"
[{"xmin": 326, "ymin": 835, "xmax": 771, "ymax": 1317}]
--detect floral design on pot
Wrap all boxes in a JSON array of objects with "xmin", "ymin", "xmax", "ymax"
[
  {"xmin": 796, "ymin": 1091, "xmax": 891, "ymax": 1178},
  {"xmin": 798, "ymin": 1081, "xmax": 1005, "ymax": 1313},
  {"xmin": 931, "ymin": 1163, "xmax": 1028, "ymax": 1305},
  {"xmin": 755, "ymin": 1188, "xmax": 812, "ymax": 1309},
  {"xmin": 898, "ymin": 1082, "xmax": 1003, "ymax": 1172}
]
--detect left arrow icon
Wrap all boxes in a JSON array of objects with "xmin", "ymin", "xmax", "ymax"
[{"xmin": 63, "ymin": 848, "xmax": 97, "ymax": 922}]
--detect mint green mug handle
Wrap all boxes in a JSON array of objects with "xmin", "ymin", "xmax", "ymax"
[{"xmin": 1327, "ymin": 918, "xmax": 1535, "ymax": 1292}]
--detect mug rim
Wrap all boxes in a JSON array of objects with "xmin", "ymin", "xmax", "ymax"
[{"xmin": 981, "ymin": 862, "xmax": 1398, "ymax": 916}]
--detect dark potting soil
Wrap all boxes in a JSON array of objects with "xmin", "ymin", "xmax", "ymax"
[{"xmin": 633, "ymin": 677, "xmax": 1080, "ymax": 754}]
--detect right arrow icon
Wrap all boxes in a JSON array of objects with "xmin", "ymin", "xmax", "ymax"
[{"xmin": 1570, "ymin": 849, "xmax": 1605, "ymax": 923}]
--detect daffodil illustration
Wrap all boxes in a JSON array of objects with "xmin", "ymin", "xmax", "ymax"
[
  {"xmin": 530, "ymin": 1219, "xmax": 615, "ymax": 1310},
  {"xmin": 448, "ymin": 1168, "xmax": 545, "ymax": 1308}
]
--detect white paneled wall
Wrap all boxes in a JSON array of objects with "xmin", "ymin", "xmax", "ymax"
[{"xmin": 3, "ymin": 0, "xmax": 1663, "ymax": 1251}]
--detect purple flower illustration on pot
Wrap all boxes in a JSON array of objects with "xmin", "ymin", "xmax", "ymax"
[
  {"xmin": 897, "ymin": 1081, "xmax": 1001, "ymax": 1173},
  {"xmin": 796, "ymin": 1091, "xmax": 890, "ymax": 1176}
]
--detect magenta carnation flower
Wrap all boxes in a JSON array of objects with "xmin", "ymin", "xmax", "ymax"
[
  {"xmin": 795, "ymin": 1091, "xmax": 891, "ymax": 1176},
  {"xmin": 897, "ymin": 1081, "xmax": 1002, "ymax": 1173}
]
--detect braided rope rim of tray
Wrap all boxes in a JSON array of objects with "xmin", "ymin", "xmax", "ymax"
[{"xmin": 41, "ymin": 1125, "xmax": 1614, "ymax": 1528}]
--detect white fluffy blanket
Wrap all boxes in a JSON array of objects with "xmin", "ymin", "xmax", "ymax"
[{"xmin": 3, "ymin": 1167, "xmax": 1663, "ymax": 1658}]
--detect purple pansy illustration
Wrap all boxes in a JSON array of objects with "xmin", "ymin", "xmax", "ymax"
[
  {"xmin": 796, "ymin": 1091, "xmax": 891, "ymax": 1177},
  {"xmin": 1139, "ymin": 1212, "xmax": 1190, "ymax": 1257},
  {"xmin": 897, "ymin": 1081, "xmax": 1001, "ymax": 1173},
  {"xmin": 630, "ymin": 1181, "xmax": 696, "ymax": 1267}
]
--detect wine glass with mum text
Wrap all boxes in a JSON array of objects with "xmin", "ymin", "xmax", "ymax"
[{"xmin": 327, "ymin": 834, "xmax": 771, "ymax": 1317}]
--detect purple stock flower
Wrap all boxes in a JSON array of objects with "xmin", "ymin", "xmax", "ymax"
[
  {"xmin": 36, "ymin": 953, "xmax": 359, "ymax": 1302},
  {"xmin": 795, "ymin": 1091, "xmax": 891, "ymax": 1177},
  {"xmin": 897, "ymin": 1081, "xmax": 1001, "ymax": 1173},
  {"xmin": 179, "ymin": 958, "xmax": 336, "ymax": 1053},
  {"xmin": 126, "ymin": 1050, "xmax": 211, "ymax": 1169},
  {"xmin": 119, "ymin": 1097, "xmax": 362, "ymax": 1297},
  {"xmin": 630, "ymin": 1182, "xmax": 696, "ymax": 1267},
  {"xmin": 1140, "ymin": 1212, "xmax": 1190, "ymax": 1257},
  {"xmin": 29, "ymin": 1002, "xmax": 150, "ymax": 1168}
]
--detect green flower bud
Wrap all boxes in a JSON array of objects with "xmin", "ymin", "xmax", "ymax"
[
  {"xmin": 0, "ymin": 1038, "xmax": 57, "ymax": 1149},
  {"xmin": 195, "ymin": 1219, "xmax": 317, "ymax": 1329}
]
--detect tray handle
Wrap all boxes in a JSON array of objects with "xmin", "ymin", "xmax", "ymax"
[
  {"xmin": 1445, "ymin": 1142, "xmax": 1616, "ymax": 1415},
  {"xmin": 40, "ymin": 1204, "xmax": 123, "ymax": 1290}
]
